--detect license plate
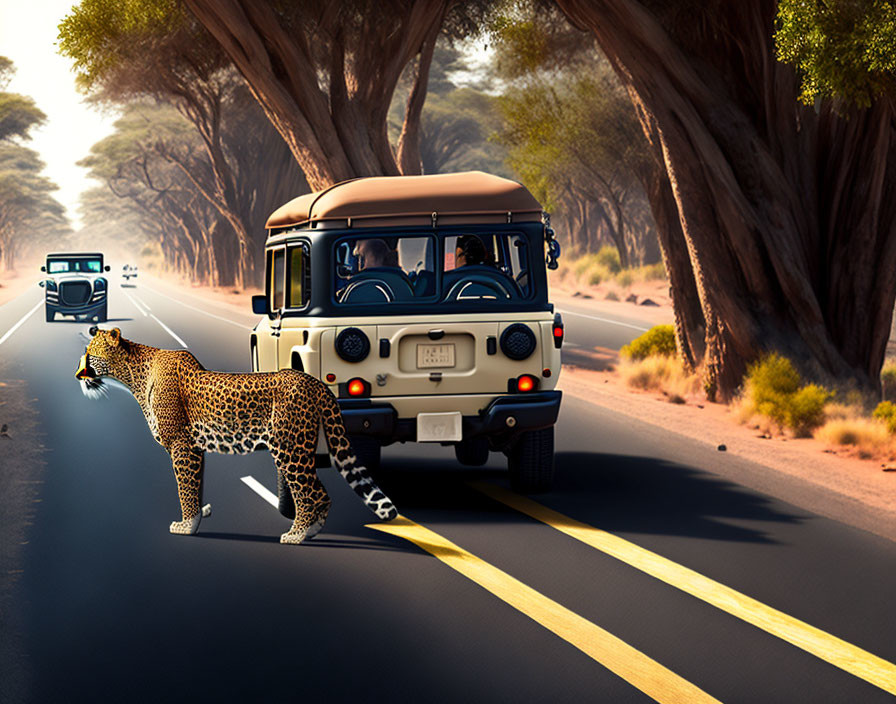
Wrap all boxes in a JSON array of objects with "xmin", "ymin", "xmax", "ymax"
[
  {"xmin": 417, "ymin": 343, "xmax": 455, "ymax": 369},
  {"xmin": 417, "ymin": 412, "xmax": 462, "ymax": 442}
]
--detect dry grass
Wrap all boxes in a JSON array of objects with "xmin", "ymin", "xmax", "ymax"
[
  {"xmin": 619, "ymin": 355, "xmax": 701, "ymax": 399},
  {"xmin": 814, "ymin": 418, "xmax": 894, "ymax": 458}
]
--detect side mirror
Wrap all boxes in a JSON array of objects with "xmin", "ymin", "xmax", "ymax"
[
  {"xmin": 39, "ymin": 281, "xmax": 45, "ymax": 287},
  {"xmin": 252, "ymin": 295, "xmax": 269, "ymax": 315},
  {"xmin": 40, "ymin": 265, "xmax": 46, "ymax": 272},
  {"xmin": 104, "ymin": 265, "xmax": 110, "ymax": 271}
]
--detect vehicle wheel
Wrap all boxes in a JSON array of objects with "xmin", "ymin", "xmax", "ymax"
[
  {"xmin": 508, "ymin": 427, "xmax": 554, "ymax": 493},
  {"xmin": 96, "ymin": 303, "xmax": 107, "ymax": 323},
  {"xmin": 277, "ymin": 470, "xmax": 295, "ymax": 520},
  {"xmin": 455, "ymin": 436, "xmax": 489, "ymax": 467},
  {"xmin": 348, "ymin": 434, "xmax": 381, "ymax": 473},
  {"xmin": 45, "ymin": 306, "xmax": 55, "ymax": 322}
]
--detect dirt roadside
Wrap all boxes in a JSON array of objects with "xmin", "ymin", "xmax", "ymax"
[{"xmin": 557, "ymin": 367, "xmax": 896, "ymax": 541}]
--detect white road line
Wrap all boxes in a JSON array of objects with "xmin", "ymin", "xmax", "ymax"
[
  {"xmin": 140, "ymin": 283, "xmax": 254, "ymax": 331},
  {"xmin": 241, "ymin": 475, "xmax": 278, "ymax": 508},
  {"xmin": 559, "ymin": 309, "xmax": 650, "ymax": 332},
  {"xmin": 0, "ymin": 299, "xmax": 42, "ymax": 347},
  {"xmin": 150, "ymin": 313, "xmax": 189, "ymax": 348},
  {"xmin": 131, "ymin": 292, "xmax": 151, "ymax": 312},
  {"xmin": 121, "ymin": 289, "xmax": 148, "ymax": 316}
]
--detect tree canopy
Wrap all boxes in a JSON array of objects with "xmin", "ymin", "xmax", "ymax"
[
  {"xmin": 0, "ymin": 57, "xmax": 68, "ymax": 270},
  {"xmin": 776, "ymin": 0, "xmax": 896, "ymax": 108}
]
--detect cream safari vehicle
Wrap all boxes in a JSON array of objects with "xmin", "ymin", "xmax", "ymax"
[{"xmin": 250, "ymin": 172, "xmax": 564, "ymax": 492}]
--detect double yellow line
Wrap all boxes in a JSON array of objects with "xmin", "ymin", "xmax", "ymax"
[
  {"xmin": 368, "ymin": 483, "xmax": 896, "ymax": 702},
  {"xmin": 369, "ymin": 515, "xmax": 720, "ymax": 704}
]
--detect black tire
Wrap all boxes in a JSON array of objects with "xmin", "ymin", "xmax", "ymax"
[
  {"xmin": 277, "ymin": 470, "xmax": 296, "ymax": 520},
  {"xmin": 96, "ymin": 303, "xmax": 107, "ymax": 323},
  {"xmin": 348, "ymin": 434, "xmax": 381, "ymax": 473},
  {"xmin": 455, "ymin": 436, "xmax": 489, "ymax": 467},
  {"xmin": 508, "ymin": 427, "xmax": 555, "ymax": 493},
  {"xmin": 45, "ymin": 306, "xmax": 55, "ymax": 322}
]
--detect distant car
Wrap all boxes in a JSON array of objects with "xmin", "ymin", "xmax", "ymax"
[
  {"xmin": 41, "ymin": 252, "xmax": 110, "ymax": 322},
  {"xmin": 251, "ymin": 172, "xmax": 564, "ymax": 494},
  {"xmin": 122, "ymin": 264, "xmax": 138, "ymax": 281}
]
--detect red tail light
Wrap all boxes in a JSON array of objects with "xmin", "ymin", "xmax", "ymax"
[
  {"xmin": 516, "ymin": 374, "xmax": 538, "ymax": 393},
  {"xmin": 347, "ymin": 378, "xmax": 369, "ymax": 397},
  {"xmin": 552, "ymin": 313, "xmax": 564, "ymax": 349}
]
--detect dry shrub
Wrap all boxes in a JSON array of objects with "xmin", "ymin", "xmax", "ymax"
[
  {"xmin": 620, "ymin": 355, "xmax": 701, "ymax": 398},
  {"xmin": 881, "ymin": 362, "xmax": 896, "ymax": 401},
  {"xmin": 815, "ymin": 418, "xmax": 893, "ymax": 455}
]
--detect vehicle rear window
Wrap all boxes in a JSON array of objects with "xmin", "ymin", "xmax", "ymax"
[
  {"xmin": 442, "ymin": 233, "xmax": 531, "ymax": 301},
  {"xmin": 334, "ymin": 235, "xmax": 436, "ymax": 305}
]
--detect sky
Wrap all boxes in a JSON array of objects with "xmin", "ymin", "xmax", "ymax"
[{"xmin": 1, "ymin": 1, "xmax": 118, "ymax": 230}]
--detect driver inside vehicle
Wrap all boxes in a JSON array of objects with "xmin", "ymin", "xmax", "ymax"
[
  {"xmin": 354, "ymin": 238, "xmax": 399, "ymax": 270},
  {"xmin": 455, "ymin": 235, "xmax": 493, "ymax": 268}
]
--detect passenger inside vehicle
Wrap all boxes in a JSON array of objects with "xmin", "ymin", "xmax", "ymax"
[
  {"xmin": 455, "ymin": 235, "xmax": 493, "ymax": 268},
  {"xmin": 354, "ymin": 238, "xmax": 399, "ymax": 270}
]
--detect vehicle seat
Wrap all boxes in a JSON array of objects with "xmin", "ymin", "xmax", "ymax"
[
  {"xmin": 441, "ymin": 265, "xmax": 521, "ymax": 301},
  {"xmin": 339, "ymin": 267, "xmax": 416, "ymax": 303}
]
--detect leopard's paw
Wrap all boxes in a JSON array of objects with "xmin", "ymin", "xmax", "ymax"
[
  {"xmin": 169, "ymin": 515, "xmax": 201, "ymax": 535},
  {"xmin": 280, "ymin": 530, "xmax": 307, "ymax": 545},
  {"xmin": 201, "ymin": 503, "xmax": 212, "ymax": 518}
]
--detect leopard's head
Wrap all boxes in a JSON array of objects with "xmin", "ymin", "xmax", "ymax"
[{"xmin": 76, "ymin": 327, "xmax": 130, "ymax": 398}]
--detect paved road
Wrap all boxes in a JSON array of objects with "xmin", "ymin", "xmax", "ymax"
[{"xmin": 1, "ymin": 279, "xmax": 894, "ymax": 703}]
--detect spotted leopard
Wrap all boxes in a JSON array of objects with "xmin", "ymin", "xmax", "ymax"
[{"xmin": 76, "ymin": 327, "xmax": 397, "ymax": 544}]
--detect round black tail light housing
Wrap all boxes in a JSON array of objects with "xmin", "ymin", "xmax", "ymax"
[
  {"xmin": 336, "ymin": 327, "xmax": 370, "ymax": 363},
  {"xmin": 500, "ymin": 323, "xmax": 536, "ymax": 360}
]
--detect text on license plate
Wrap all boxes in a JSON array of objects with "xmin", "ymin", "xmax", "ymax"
[{"xmin": 417, "ymin": 343, "xmax": 456, "ymax": 369}]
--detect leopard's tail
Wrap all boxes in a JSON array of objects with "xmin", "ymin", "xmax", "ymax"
[{"xmin": 318, "ymin": 386, "xmax": 398, "ymax": 521}]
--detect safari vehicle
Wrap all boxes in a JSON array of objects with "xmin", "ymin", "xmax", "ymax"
[
  {"xmin": 251, "ymin": 172, "xmax": 564, "ymax": 492},
  {"xmin": 40, "ymin": 252, "xmax": 110, "ymax": 323}
]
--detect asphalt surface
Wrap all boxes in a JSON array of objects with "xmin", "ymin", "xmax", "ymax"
[{"xmin": 1, "ymin": 278, "xmax": 894, "ymax": 703}]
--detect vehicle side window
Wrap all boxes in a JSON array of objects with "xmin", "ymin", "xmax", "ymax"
[
  {"xmin": 269, "ymin": 248, "xmax": 286, "ymax": 311},
  {"xmin": 287, "ymin": 244, "xmax": 310, "ymax": 309}
]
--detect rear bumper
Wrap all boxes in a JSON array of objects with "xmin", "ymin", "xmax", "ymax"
[{"xmin": 337, "ymin": 390, "xmax": 562, "ymax": 447}]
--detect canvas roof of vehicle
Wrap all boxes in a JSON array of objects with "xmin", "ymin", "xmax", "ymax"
[{"xmin": 265, "ymin": 171, "xmax": 544, "ymax": 233}]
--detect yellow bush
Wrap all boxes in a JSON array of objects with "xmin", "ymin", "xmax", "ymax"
[
  {"xmin": 595, "ymin": 245, "xmax": 622, "ymax": 274},
  {"xmin": 616, "ymin": 270, "xmax": 634, "ymax": 288},
  {"xmin": 620, "ymin": 325, "xmax": 676, "ymax": 360},
  {"xmin": 872, "ymin": 401, "xmax": 896, "ymax": 433},
  {"xmin": 744, "ymin": 354, "xmax": 832, "ymax": 435},
  {"xmin": 786, "ymin": 384, "xmax": 833, "ymax": 437}
]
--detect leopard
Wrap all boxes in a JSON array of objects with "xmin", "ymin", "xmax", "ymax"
[{"xmin": 75, "ymin": 326, "xmax": 397, "ymax": 544}]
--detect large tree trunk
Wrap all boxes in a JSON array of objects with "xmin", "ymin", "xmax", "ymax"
[
  {"xmin": 396, "ymin": 12, "xmax": 443, "ymax": 175},
  {"xmin": 184, "ymin": 0, "xmax": 451, "ymax": 190},
  {"xmin": 556, "ymin": 0, "xmax": 896, "ymax": 399}
]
